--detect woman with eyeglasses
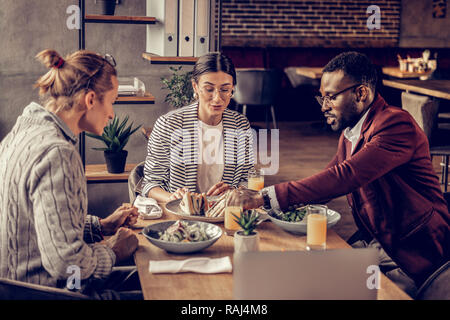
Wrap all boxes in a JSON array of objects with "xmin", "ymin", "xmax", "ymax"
[
  {"xmin": 142, "ymin": 52, "xmax": 254, "ymax": 202},
  {"xmin": 0, "ymin": 49, "xmax": 143, "ymax": 299}
]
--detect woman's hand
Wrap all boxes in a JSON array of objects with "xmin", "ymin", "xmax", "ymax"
[
  {"xmin": 100, "ymin": 204, "xmax": 139, "ymax": 236},
  {"xmin": 168, "ymin": 187, "xmax": 189, "ymax": 202},
  {"xmin": 207, "ymin": 181, "xmax": 232, "ymax": 197}
]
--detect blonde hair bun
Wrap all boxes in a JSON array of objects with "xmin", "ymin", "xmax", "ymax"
[
  {"xmin": 34, "ymin": 49, "xmax": 117, "ymax": 113},
  {"xmin": 36, "ymin": 49, "xmax": 65, "ymax": 69}
]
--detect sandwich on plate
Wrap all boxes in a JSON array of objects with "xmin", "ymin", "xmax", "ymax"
[{"xmin": 180, "ymin": 190, "xmax": 229, "ymax": 218}]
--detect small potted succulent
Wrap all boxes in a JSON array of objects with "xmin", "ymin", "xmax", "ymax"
[
  {"xmin": 86, "ymin": 115, "xmax": 141, "ymax": 173},
  {"xmin": 232, "ymin": 210, "xmax": 260, "ymax": 254}
]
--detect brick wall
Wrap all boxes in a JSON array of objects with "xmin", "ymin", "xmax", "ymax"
[{"xmin": 219, "ymin": 0, "xmax": 401, "ymax": 47}]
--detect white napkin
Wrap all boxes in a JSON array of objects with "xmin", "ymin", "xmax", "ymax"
[
  {"xmin": 133, "ymin": 195, "xmax": 163, "ymax": 219},
  {"xmin": 149, "ymin": 256, "xmax": 232, "ymax": 274}
]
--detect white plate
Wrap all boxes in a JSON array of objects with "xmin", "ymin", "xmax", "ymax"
[
  {"xmin": 165, "ymin": 197, "xmax": 224, "ymax": 223},
  {"xmin": 268, "ymin": 208, "xmax": 341, "ymax": 235},
  {"xmin": 142, "ymin": 220, "xmax": 223, "ymax": 253}
]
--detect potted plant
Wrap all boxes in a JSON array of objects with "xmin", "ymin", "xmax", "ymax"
[
  {"xmin": 98, "ymin": 0, "xmax": 116, "ymax": 15},
  {"xmin": 86, "ymin": 115, "xmax": 141, "ymax": 173},
  {"xmin": 161, "ymin": 66, "xmax": 195, "ymax": 109},
  {"xmin": 232, "ymin": 210, "xmax": 260, "ymax": 254}
]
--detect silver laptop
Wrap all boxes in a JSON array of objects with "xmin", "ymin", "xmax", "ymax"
[{"xmin": 233, "ymin": 248, "xmax": 379, "ymax": 300}]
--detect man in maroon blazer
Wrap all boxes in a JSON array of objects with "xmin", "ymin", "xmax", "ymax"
[{"xmin": 241, "ymin": 52, "xmax": 449, "ymax": 298}]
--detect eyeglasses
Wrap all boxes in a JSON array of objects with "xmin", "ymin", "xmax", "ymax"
[
  {"xmin": 85, "ymin": 53, "xmax": 117, "ymax": 90},
  {"xmin": 315, "ymin": 84, "xmax": 361, "ymax": 107},
  {"xmin": 199, "ymin": 86, "xmax": 234, "ymax": 100}
]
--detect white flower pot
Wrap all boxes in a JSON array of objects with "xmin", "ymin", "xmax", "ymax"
[{"xmin": 234, "ymin": 231, "xmax": 260, "ymax": 254}]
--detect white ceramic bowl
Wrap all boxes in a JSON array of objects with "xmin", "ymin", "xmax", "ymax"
[
  {"xmin": 142, "ymin": 220, "xmax": 223, "ymax": 253},
  {"xmin": 268, "ymin": 208, "xmax": 341, "ymax": 235}
]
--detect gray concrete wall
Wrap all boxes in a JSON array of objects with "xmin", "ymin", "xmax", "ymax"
[{"xmin": 0, "ymin": 0, "xmax": 192, "ymax": 217}]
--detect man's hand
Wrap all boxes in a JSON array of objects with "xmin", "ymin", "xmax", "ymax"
[
  {"xmin": 168, "ymin": 187, "xmax": 189, "ymax": 202},
  {"xmin": 100, "ymin": 204, "xmax": 139, "ymax": 236},
  {"xmin": 104, "ymin": 228, "xmax": 138, "ymax": 263},
  {"xmin": 207, "ymin": 181, "xmax": 232, "ymax": 197},
  {"xmin": 228, "ymin": 187, "xmax": 264, "ymax": 210}
]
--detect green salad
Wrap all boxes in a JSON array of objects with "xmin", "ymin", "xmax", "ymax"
[{"xmin": 272, "ymin": 206, "xmax": 307, "ymax": 222}]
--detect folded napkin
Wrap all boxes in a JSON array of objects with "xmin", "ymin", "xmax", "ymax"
[
  {"xmin": 133, "ymin": 195, "xmax": 163, "ymax": 219},
  {"xmin": 149, "ymin": 257, "xmax": 232, "ymax": 274}
]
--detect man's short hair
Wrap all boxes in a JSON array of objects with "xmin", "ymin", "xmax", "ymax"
[{"xmin": 323, "ymin": 52, "xmax": 378, "ymax": 91}]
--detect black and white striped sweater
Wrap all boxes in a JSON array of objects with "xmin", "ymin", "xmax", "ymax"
[{"xmin": 142, "ymin": 102, "xmax": 255, "ymax": 196}]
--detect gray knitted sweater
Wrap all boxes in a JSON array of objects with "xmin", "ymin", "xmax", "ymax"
[{"xmin": 0, "ymin": 102, "xmax": 116, "ymax": 287}]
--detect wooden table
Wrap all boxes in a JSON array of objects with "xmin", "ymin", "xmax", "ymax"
[
  {"xmin": 382, "ymin": 67, "xmax": 434, "ymax": 79},
  {"xmin": 85, "ymin": 163, "xmax": 137, "ymax": 184},
  {"xmin": 133, "ymin": 207, "xmax": 412, "ymax": 300},
  {"xmin": 382, "ymin": 79, "xmax": 450, "ymax": 100},
  {"xmin": 295, "ymin": 67, "xmax": 323, "ymax": 79}
]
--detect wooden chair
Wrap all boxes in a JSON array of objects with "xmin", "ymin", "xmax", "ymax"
[{"xmin": 0, "ymin": 278, "xmax": 89, "ymax": 300}]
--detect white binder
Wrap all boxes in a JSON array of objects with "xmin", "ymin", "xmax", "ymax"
[
  {"xmin": 179, "ymin": 0, "xmax": 195, "ymax": 57},
  {"xmin": 146, "ymin": 0, "xmax": 178, "ymax": 57},
  {"xmin": 194, "ymin": 0, "xmax": 210, "ymax": 57}
]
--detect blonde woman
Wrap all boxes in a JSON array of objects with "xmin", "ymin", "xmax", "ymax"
[
  {"xmin": 0, "ymin": 49, "xmax": 140, "ymax": 299},
  {"xmin": 142, "ymin": 52, "xmax": 254, "ymax": 203}
]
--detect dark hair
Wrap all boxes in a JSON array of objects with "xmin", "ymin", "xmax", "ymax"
[
  {"xmin": 191, "ymin": 52, "xmax": 236, "ymax": 85},
  {"xmin": 323, "ymin": 51, "xmax": 377, "ymax": 90}
]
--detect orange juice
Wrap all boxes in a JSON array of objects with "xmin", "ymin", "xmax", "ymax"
[
  {"xmin": 225, "ymin": 206, "xmax": 242, "ymax": 236},
  {"xmin": 306, "ymin": 213, "xmax": 327, "ymax": 250},
  {"xmin": 248, "ymin": 176, "xmax": 264, "ymax": 191}
]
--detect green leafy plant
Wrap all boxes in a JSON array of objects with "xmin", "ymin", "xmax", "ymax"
[
  {"xmin": 161, "ymin": 66, "xmax": 195, "ymax": 108},
  {"xmin": 232, "ymin": 210, "xmax": 260, "ymax": 236},
  {"xmin": 86, "ymin": 115, "xmax": 142, "ymax": 152}
]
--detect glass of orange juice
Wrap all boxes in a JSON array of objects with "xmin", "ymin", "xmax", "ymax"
[
  {"xmin": 248, "ymin": 168, "xmax": 264, "ymax": 191},
  {"xmin": 306, "ymin": 205, "xmax": 327, "ymax": 251},
  {"xmin": 224, "ymin": 190, "xmax": 243, "ymax": 236}
]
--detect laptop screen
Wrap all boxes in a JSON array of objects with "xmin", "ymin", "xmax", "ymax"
[{"xmin": 233, "ymin": 248, "xmax": 379, "ymax": 300}]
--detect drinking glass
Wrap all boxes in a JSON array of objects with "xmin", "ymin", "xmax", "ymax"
[
  {"xmin": 224, "ymin": 190, "xmax": 243, "ymax": 236},
  {"xmin": 248, "ymin": 168, "xmax": 264, "ymax": 191},
  {"xmin": 306, "ymin": 205, "xmax": 327, "ymax": 251}
]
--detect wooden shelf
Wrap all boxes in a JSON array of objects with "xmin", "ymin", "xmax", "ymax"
[
  {"xmin": 85, "ymin": 163, "xmax": 137, "ymax": 183},
  {"xmin": 142, "ymin": 52, "xmax": 198, "ymax": 65},
  {"xmin": 85, "ymin": 15, "xmax": 156, "ymax": 24},
  {"xmin": 115, "ymin": 92, "xmax": 155, "ymax": 105}
]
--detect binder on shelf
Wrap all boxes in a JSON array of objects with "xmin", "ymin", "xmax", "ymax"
[
  {"xmin": 194, "ymin": 0, "xmax": 210, "ymax": 57},
  {"xmin": 146, "ymin": 0, "xmax": 178, "ymax": 57},
  {"xmin": 179, "ymin": 0, "xmax": 195, "ymax": 57}
]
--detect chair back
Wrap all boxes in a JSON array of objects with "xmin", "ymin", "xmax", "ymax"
[
  {"xmin": 283, "ymin": 67, "xmax": 320, "ymax": 88},
  {"xmin": 415, "ymin": 261, "xmax": 450, "ymax": 300},
  {"xmin": 0, "ymin": 278, "xmax": 89, "ymax": 300},
  {"xmin": 401, "ymin": 91, "xmax": 439, "ymax": 141},
  {"xmin": 128, "ymin": 161, "xmax": 145, "ymax": 203},
  {"xmin": 234, "ymin": 69, "xmax": 281, "ymax": 106}
]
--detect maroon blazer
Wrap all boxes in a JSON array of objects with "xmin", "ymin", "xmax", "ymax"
[{"xmin": 274, "ymin": 94, "xmax": 450, "ymax": 286}]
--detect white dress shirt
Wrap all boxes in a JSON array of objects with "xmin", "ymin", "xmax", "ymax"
[
  {"xmin": 343, "ymin": 108, "xmax": 370, "ymax": 154},
  {"xmin": 196, "ymin": 120, "xmax": 224, "ymax": 193}
]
